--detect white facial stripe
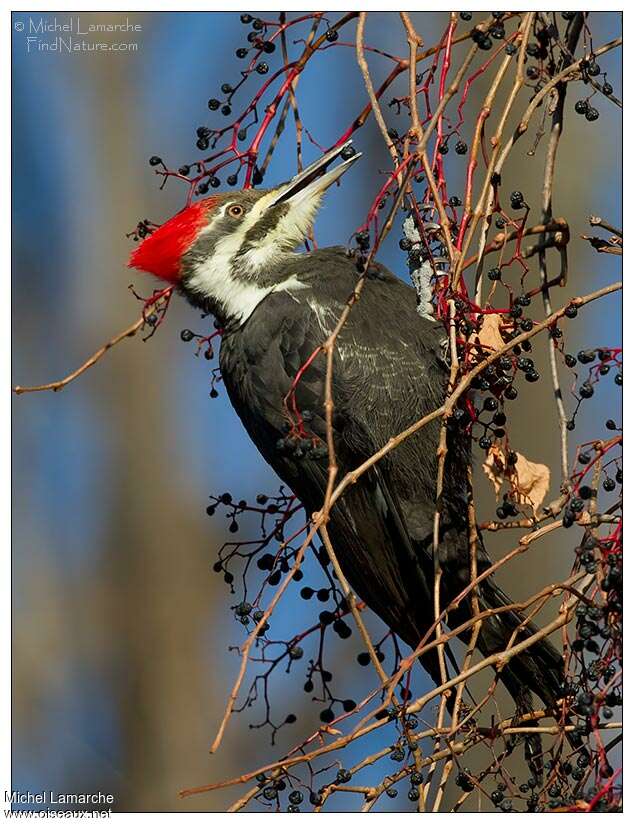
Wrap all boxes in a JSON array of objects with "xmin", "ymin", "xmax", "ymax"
[
  {"xmin": 187, "ymin": 192, "xmax": 279, "ymax": 322},
  {"xmin": 186, "ymin": 188, "xmax": 317, "ymax": 324},
  {"xmin": 187, "ymin": 267, "xmax": 308, "ymax": 325},
  {"xmin": 238, "ymin": 192, "xmax": 322, "ymax": 273}
]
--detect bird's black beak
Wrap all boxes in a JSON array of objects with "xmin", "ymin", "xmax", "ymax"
[{"xmin": 270, "ymin": 140, "xmax": 362, "ymax": 207}]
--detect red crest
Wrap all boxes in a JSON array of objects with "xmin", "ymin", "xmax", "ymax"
[{"xmin": 128, "ymin": 197, "xmax": 219, "ymax": 282}]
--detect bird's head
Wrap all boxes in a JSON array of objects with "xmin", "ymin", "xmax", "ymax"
[{"xmin": 128, "ymin": 141, "xmax": 361, "ymax": 325}]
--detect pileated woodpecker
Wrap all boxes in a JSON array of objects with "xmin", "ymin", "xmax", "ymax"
[{"xmin": 129, "ymin": 142, "xmax": 563, "ymax": 718}]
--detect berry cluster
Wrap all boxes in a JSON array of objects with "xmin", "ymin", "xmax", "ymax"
[{"xmin": 129, "ymin": 11, "xmax": 622, "ymax": 813}]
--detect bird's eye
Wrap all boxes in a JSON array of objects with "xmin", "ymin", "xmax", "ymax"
[{"xmin": 228, "ymin": 204, "xmax": 245, "ymax": 218}]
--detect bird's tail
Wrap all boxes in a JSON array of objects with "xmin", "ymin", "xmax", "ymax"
[
  {"xmin": 472, "ymin": 576, "xmax": 565, "ymax": 780},
  {"xmin": 475, "ymin": 576, "xmax": 564, "ymax": 710}
]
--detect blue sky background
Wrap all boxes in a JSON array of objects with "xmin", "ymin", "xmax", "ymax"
[{"xmin": 12, "ymin": 11, "xmax": 621, "ymax": 812}]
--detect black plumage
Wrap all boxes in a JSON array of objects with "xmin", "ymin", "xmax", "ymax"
[
  {"xmin": 216, "ymin": 247, "xmax": 564, "ymax": 711},
  {"xmin": 129, "ymin": 142, "xmax": 563, "ymax": 732}
]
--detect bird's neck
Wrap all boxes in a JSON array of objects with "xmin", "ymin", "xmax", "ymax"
[{"xmin": 182, "ymin": 249, "xmax": 310, "ymax": 328}]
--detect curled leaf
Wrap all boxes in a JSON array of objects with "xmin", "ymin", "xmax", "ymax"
[
  {"xmin": 469, "ymin": 313, "xmax": 507, "ymax": 354},
  {"xmin": 483, "ymin": 445, "xmax": 550, "ymax": 515}
]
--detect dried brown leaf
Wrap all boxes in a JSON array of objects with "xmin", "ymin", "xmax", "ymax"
[
  {"xmin": 469, "ymin": 313, "xmax": 506, "ymax": 354},
  {"xmin": 483, "ymin": 446, "xmax": 550, "ymax": 515}
]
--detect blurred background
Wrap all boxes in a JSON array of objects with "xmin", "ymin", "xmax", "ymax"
[{"xmin": 12, "ymin": 11, "xmax": 621, "ymax": 812}]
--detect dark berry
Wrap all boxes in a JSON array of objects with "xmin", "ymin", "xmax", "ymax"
[
  {"xmin": 333, "ymin": 619, "xmax": 352, "ymax": 639},
  {"xmin": 288, "ymin": 645, "xmax": 303, "ymax": 660},
  {"xmin": 510, "ymin": 190, "xmax": 524, "ymax": 209},
  {"xmin": 355, "ymin": 230, "xmax": 370, "ymax": 250},
  {"xmin": 456, "ymin": 771, "xmax": 473, "ymax": 791}
]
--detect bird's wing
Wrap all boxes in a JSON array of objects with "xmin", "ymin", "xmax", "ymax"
[
  {"xmin": 236, "ymin": 265, "xmax": 463, "ymax": 657},
  {"xmin": 224, "ymin": 257, "xmax": 564, "ymax": 707}
]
